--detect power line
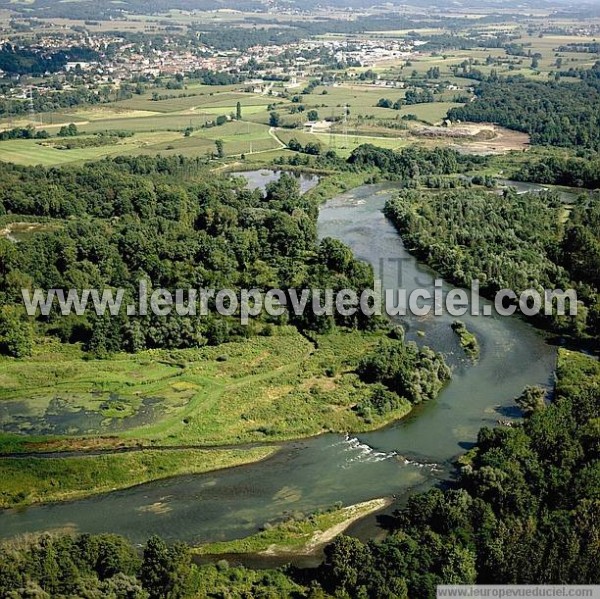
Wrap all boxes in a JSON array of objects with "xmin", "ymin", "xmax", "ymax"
[{"xmin": 342, "ymin": 103, "xmax": 349, "ymax": 149}]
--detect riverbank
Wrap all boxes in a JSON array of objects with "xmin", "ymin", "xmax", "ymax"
[
  {"xmin": 193, "ymin": 498, "xmax": 392, "ymax": 557},
  {"xmin": 0, "ymin": 326, "xmax": 416, "ymax": 508},
  {"xmin": 0, "ymin": 447, "xmax": 277, "ymax": 509},
  {"xmin": 0, "ymin": 181, "xmax": 556, "ymax": 548},
  {"xmin": 215, "ymin": 160, "xmax": 372, "ymax": 207}
]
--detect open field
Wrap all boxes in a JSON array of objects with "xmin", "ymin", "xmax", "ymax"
[
  {"xmin": 0, "ymin": 84, "xmax": 292, "ymax": 165},
  {"xmin": 0, "ymin": 137, "xmax": 139, "ymax": 166},
  {"xmin": 61, "ymin": 107, "xmax": 162, "ymax": 121},
  {"xmin": 275, "ymin": 120, "xmax": 528, "ymax": 158},
  {"xmin": 312, "ymin": 132, "xmax": 410, "ymax": 157},
  {"xmin": 77, "ymin": 113, "xmax": 214, "ymax": 134},
  {"xmin": 0, "ymin": 122, "xmax": 280, "ymax": 165},
  {"xmin": 0, "ymin": 324, "xmax": 411, "ymax": 507},
  {"xmin": 0, "ymin": 131, "xmax": 183, "ymax": 166},
  {"xmin": 0, "ymin": 327, "xmax": 409, "ymax": 451},
  {"xmin": 398, "ymin": 102, "xmax": 463, "ymax": 124},
  {"xmin": 118, "ymin": 91, "xmax": 273, "ymax": 114},
  {"xmin": 362, "ymin": 30, "xmax": 600, "ymax": 85}
]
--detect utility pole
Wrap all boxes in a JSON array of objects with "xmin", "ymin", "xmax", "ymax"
[
  {"xmin": 29, "ymin": 85, "xmax": 36, "ymax": 126},
  {"xmin": 329, "ymin": 107, "xmax": 336, "ymax": 150},
  {"xmin": 342, "ymin": 103, "xmax": 349, "ymax": 149}
]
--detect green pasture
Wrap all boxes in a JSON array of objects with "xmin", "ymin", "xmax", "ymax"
[{"xmin": 0, "ymin": 132, "xmax": 182, "ymax": 166}]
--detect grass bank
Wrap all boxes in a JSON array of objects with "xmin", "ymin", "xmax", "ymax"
[{"xmin": 0, "ymin": 447, "xmax": 276, "ymax": 509}]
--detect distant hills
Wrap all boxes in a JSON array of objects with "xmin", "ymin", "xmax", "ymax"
[{"xmin": 1, "ymin": 0, "xmax": 597, "ymax": 22}]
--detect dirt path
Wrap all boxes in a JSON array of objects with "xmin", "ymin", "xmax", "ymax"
[{"xmin": 268, "ymin": 127, "xmax": 286, "ymax": 149}]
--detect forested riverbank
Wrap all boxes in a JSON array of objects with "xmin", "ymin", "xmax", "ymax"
[
  {"xmin": 0, "ymin": 151, "xmax": 470, "ymax": 506},
  {"xmin": 1, "ymin": 347, "xmax": 596, "ymax": 598},
  {"xmin": 384, "ymin": 186, "xmax": 600, "ymax": 344}
]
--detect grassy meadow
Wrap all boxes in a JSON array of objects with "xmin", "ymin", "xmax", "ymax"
[
  {"xmin": 0, "ymin": 326, "xmax": 409, "ymax": 452},
  {"xmin": 0, "ymin": 324, "xmax": 412, "ymax": 506}
]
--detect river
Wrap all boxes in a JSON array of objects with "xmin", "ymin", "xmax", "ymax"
[
  {"xmin": 230, "ymin": 170, "xmax": 320, "ymax": 195},
  {"xmin": 0, "ymin": 179, "xmax": 556, "ymax": 563}
]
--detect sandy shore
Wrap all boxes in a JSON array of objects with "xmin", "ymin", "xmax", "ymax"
[{"xmin": 260, "ymin": 497, "xmax": 393, "ymax": 556}]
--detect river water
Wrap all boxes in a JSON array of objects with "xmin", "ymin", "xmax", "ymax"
[
  {"xmin": 230, "ymin": 170, "xmax": 320, "ymax": 195},
  {"xmin": 0, "ymin": 179, "xmax": 556, "ymax": 558}
]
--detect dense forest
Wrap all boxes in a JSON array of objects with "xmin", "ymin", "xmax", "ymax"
[
  {"xmin": 357, "ymin": 337, "xmax": 451, "ymax": 405},
  {"xmin": 0, "ymin": 147, "xmax": 475, "ymax": 358},
  {"xmin": 514, "ymin": 154, "xmax": 600, "ymax": 189},
  {"xmin": 384, "ymin": 187, "xmax": 600, "ymax": 340},
  {"xmin": 192, "ymin": 27, "xmax": 302, "ymax": 52},
  {"xmin": 2, "ymin": 349, "xmax": 598, "ymax": 598},
  {"xmin": 0, "ymin": 0, "xmax": 264, "ymax": 20},
  {"xmin": 347, "ymin": 144, "xmax": 486, "ymax": 180},
  {"xmin": 384, "ymin": 187, "xmax": 567, "ymax": 294},
  {"xmin": 447, "ymin": 75, "xmax": 600, "ymax": 151},
  {"xmin": 0, "ymin": 155, "xmax": 379, "ymax": 357}
]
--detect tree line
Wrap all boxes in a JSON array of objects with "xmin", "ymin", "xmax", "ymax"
[
  {"xmin": 384, "ymin": 186, "xmax": 600, "ymax": 341},
  {"xmin": 514, "ymin": 154, "xmax": 600, "ymax": 189}
]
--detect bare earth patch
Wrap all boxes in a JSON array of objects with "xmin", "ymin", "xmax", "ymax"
[
  {"xmin": 0, "ymin": 222, "xmax": 58, "ymax": 242},
  {"xmin": 412, "ymin": 123, "xmax": 530, "ymax": 154}
]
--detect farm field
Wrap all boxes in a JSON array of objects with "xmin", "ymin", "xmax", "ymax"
[
  {"xmin": 0, "ymin": 126, "xmax": 281, "ymax": 166},
  {"xmin": 0, "ymin": 132, "xmax": 182, "ymax": 166},
  {"xmin": 363, "ymin": 31, "xmax": 600, "ymax": 83},
  {"xmin": 0, "ymin": 85, "xmax": 292, "ymax": 165},
  {"xmin": 117, "ymin": 91, "xmax": 272, "ymax": 113},
  {"xmin": 312, "ymin": 132, "xmax": 410, "ymax": 157}
]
